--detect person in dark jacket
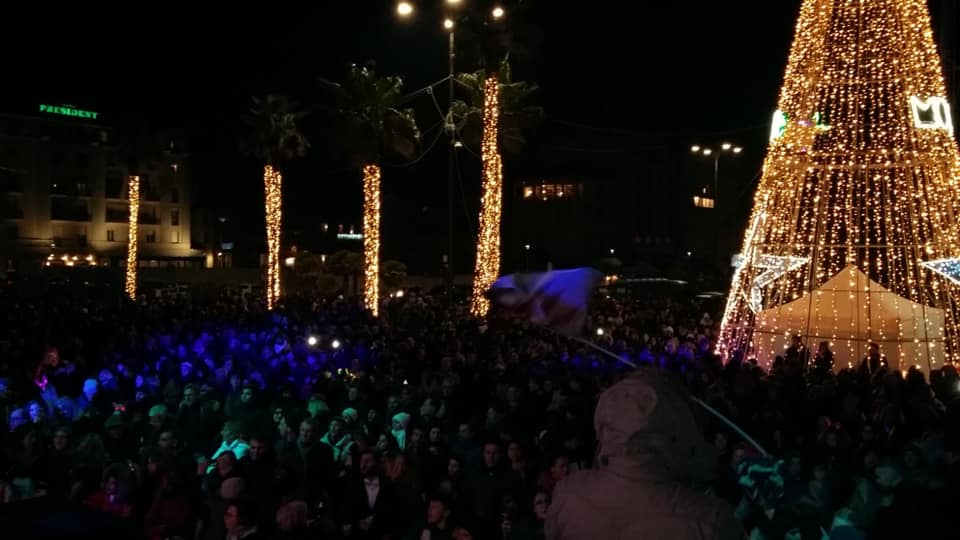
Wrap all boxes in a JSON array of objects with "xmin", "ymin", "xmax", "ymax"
[{"xmin": 340, "ymin": 449, "xmax": 402, "ymax": 539}]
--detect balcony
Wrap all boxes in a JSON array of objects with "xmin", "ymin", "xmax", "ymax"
[
  {"xmin": 0, "ymin": 201, "xmax": 23, "ymax": 219},
  {"xmin": 50, "ymin": 180, "xmax": 92, "ymax": 197},
  {"xmin": 51, "ymin": 199, "xmax": 91, "ymax": 222},
  {"xmin": 106, "ymin": 205, "xmax": 160, "ymax": 225},
  {"xmin": 0, "ymin": 168, "xmax": 23, "ymax": 192},
  {"xmin": 105, "ymin": 206, "xmax": 128, "ymax": 223},
  {"xmin": 143, "ymin": 187, "xmax": 162, "ymax": 202},
  {"xmin": 139, "ymin": 212, "xmax": 161, "ymax": 225}
]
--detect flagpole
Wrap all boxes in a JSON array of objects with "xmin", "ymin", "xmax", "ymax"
[
  {"xmin": 572, "ymin": 336, "xmax": 769, "ymax": 458},
  {"xmin": 486, "ymin": 266, "xmax": 768, "ymax": 457},
  {"xmin": 572, "ymin": 337, "xmax": 638, "ymax": 368}
]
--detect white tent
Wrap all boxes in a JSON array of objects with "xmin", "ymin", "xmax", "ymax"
[{"xmin": 752, "ymin": 265, "xmax": 945, "ymax": 372}]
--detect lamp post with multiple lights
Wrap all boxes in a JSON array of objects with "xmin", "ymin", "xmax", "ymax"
[
  {"xmin": 689, "ymin": 142, "xmax": 742, "ymax": 208},
  {"xmin": 396, "ymin": 1, "xmax": 505, "ymax": 295}
]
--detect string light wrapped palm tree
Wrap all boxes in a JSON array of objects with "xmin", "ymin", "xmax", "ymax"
[
  {"xmin": 318, "ymin": 64, "xmax": 420, "ymax": 317},
  {"xmin": 118, "ymin": 127, "xmax": 160, "ymax": 301},
  {"xmin": 719, "ymin": 0, "xmax": 960, "ymax": 373},
  {"xmin": 452, "ymin": 57, "xmax": 541, "ymax": 316},
  {"xmin": 241, "ymin": 95, "xmax": 310, "ymax": 310}
]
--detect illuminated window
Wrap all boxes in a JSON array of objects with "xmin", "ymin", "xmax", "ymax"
[
  {"xmin": 523, "ymin": 182, "xmax": 584, "ymax": 201},
  {"xmin": 171, "ymin": 231, "xmax": 180, "ymax": 244},
  {"xmin": 693, "ymin": 196, "xmax": 715, "ymax": 209}
]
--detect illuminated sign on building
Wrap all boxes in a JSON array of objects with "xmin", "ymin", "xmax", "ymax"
[
  {"xmin": 337, "ymin": 233, "xmax": 363, "ymax": 241},
  {"xmin": 39, "ymin": 104, "xmax": 99, "ymax": 120}
]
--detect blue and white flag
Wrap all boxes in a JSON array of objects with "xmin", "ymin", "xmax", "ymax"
[{"xmin": 488, "ymin": 268, "xmax": 603, "ymax": 336}]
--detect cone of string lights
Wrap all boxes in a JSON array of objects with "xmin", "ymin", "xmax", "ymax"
[
  {"xmin": 718, "ymin": 0, "xmax": 960, "ymax": 373},
  {"xmin": 264, "ymin": 165, "xmax": 282, "ymax": 310},
  {"xmin": 124, "ymin": 175, "xmax": 140, "ymax": 301},
  {"xmin": 362, "ymin": 164, "xmax": 381, "ymax": 316},
  {"xmin": 470, "ymin": 74, "xmax": 503, "ymax": 317}
]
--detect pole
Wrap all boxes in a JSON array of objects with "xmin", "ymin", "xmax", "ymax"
[
  {"xmin": 713, "ymin": 153, "xmax": 720, "ymax": 204},
  {"xmin": 713, "ymin": 153, "xmax": 721, "ymax": 264},
  {"xmin": 572, "ymin": 336, "xmax": 769, "ymax": 457},
  {"xmin": 446, "ymin": 30, "xmax": 456, "ymax": 298}
]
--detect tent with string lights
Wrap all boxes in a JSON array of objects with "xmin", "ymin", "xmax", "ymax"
[
  {"xmin": 717, "ymin": 0, "xmax": 960, "ymax": 373},
  {"xmin": 752, "ymin": 265, "xmax": 945, "ymax": 372}
]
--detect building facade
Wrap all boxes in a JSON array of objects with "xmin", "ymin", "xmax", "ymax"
[
  {"xmin": 507, "ymin": 146, "xmax": 678, "ymax": 272},
  {"xmin": 0, "ymin": 105, "xmax": 201, "ymax": 270}
]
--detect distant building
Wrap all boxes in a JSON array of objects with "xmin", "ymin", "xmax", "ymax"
[
  {"xmin": 0, "ymin": 104, "xmax": 202, "ymax": 270},
  {"xmin": 191, "ymin": 208, "xmax": 236, "ymax": 268},
  {"xmin": 508, "ymin": 146, "xmax": 677, "ymax": 271}
]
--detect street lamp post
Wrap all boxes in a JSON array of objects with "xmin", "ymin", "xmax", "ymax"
[
  {"xmin": 396, "ymin": 1, "xmax": 505, "ymax": 299},
  {"xmin": 524, "ymin": 243, "xmax": 530, "ymax": 271},
  {"xmin": 446, "ymin": 16, "xmax": 456, "ymax": 297},
  {"xmin": 690, "ymin": 143, "xmax": 742, "ymax": 206},
  {"xmin": 397, "ymin": 1, "xmax": 461, "ymax": 296}
]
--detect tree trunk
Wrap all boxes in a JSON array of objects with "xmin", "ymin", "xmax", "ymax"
[
  {"xmin": 125, "ymin": 174, "xmax": 140, "ymax": 300},
  {"xmin": 264, "ymin": 164, "xmax": 282, "ymax": 310},
  {"xmin": 470, "ymin": 74, "xmax": 502, "ymax": 317},
  {"xmin": 362, "ymin": 164, "xmax": 381, "ymax": 316}
]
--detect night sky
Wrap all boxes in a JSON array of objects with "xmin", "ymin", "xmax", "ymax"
[{"xmin": 0, "ymin": 1, "xmax": 955, "ymax": 271}]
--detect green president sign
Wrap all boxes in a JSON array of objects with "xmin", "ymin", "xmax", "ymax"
[{"xmin": 39, "ymin": 104, "xmax": 99, "ymax": 120}]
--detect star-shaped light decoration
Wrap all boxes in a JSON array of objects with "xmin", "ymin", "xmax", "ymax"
[
  {"xmin": 921, "ymin": 258, "xmax": 960, "ymax": 285},
  {"xmin": 733, "ymin": 253, "xmax": 810, "ymax": 312}
]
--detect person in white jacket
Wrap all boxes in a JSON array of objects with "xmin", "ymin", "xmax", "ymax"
[{"xmin": 206, "ymin": 420, "xmax": 250, "ymax": 473}]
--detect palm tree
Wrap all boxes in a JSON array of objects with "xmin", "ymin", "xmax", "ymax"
[
  {"xmin": 451, "ymin": 56, "xmax": 543, "ymax": 156},
  {"xmin": 327, "ymin": 249, "xmax": 364, "ymax": 296},
  {"xmin": 453, "ymin": 57, "xmax": 541, "ymax": 316},
  {"xmin": 318, "ymin": 64, "xmax": 420, "ymax": 317},
  {"xmin": 381, "ymin": 259, "xmax": 408, "ymax": 291},
  {"xmin": 241, "ymin": 94, "xmax": 310, "ymax": 310},
  {"xmin": 117, "ymin": 126, "xmax": 161, "ymax": 301}
]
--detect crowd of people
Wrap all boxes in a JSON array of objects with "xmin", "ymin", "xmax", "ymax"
[{"xmin": 0, "ymin": 278, "xmax": 958, "ymax": 539}]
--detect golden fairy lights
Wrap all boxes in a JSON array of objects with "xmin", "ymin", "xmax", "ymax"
[
  {"xmin": 264, "ymin": 165, "xmax": 282, "ymax": 310},
  {"xmin": 124, "ymin": 175, "xmax": 140, "ymax": 300},
  {"xmin": 719, "ymin": 0, "xmax": 960, "ymax": 373},
  {"xmin": 470, "ymin": 74, "xmax": 503, "ymax": 317},
  {"xmin": 363, "ymin": 164, "xmax": 381, "ymax": 316}
]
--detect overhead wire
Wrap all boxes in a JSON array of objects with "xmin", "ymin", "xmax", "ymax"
[
  {"xmin": 454, "ymin": 140, "xmax": 476, "ymax": 240},
  {"xmin": 396, "ymin": 75, "xmax": 452, "ymax": 106},
  {"xmin": 544, "ymin": 115, "xmax": 770, "ymax": 139},
  {"xmin": 385, "ymin": 119, "xmax": 445, "ymax": 167}
]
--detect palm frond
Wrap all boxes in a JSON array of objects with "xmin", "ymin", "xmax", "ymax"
[
  {"xmin": 450, "ymin": 57, "xmax": 542, "ymax": 155},
  {"xmin": 241, "ymin": 94, "xmax": 311, "ymax": 167},
  {"xmin": 319, "ymin": 64, "xmax": 421, "ymax": 167}
]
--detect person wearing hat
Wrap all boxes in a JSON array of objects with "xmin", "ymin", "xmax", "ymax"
[{"xmin": 546, "ymin": 369, "xmax": 741, "ymax": 540}]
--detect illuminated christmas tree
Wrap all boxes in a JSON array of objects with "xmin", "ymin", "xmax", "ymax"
[{"xmin": 718, "ymin": 0, "xmax": 960, "ymax": 372}]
